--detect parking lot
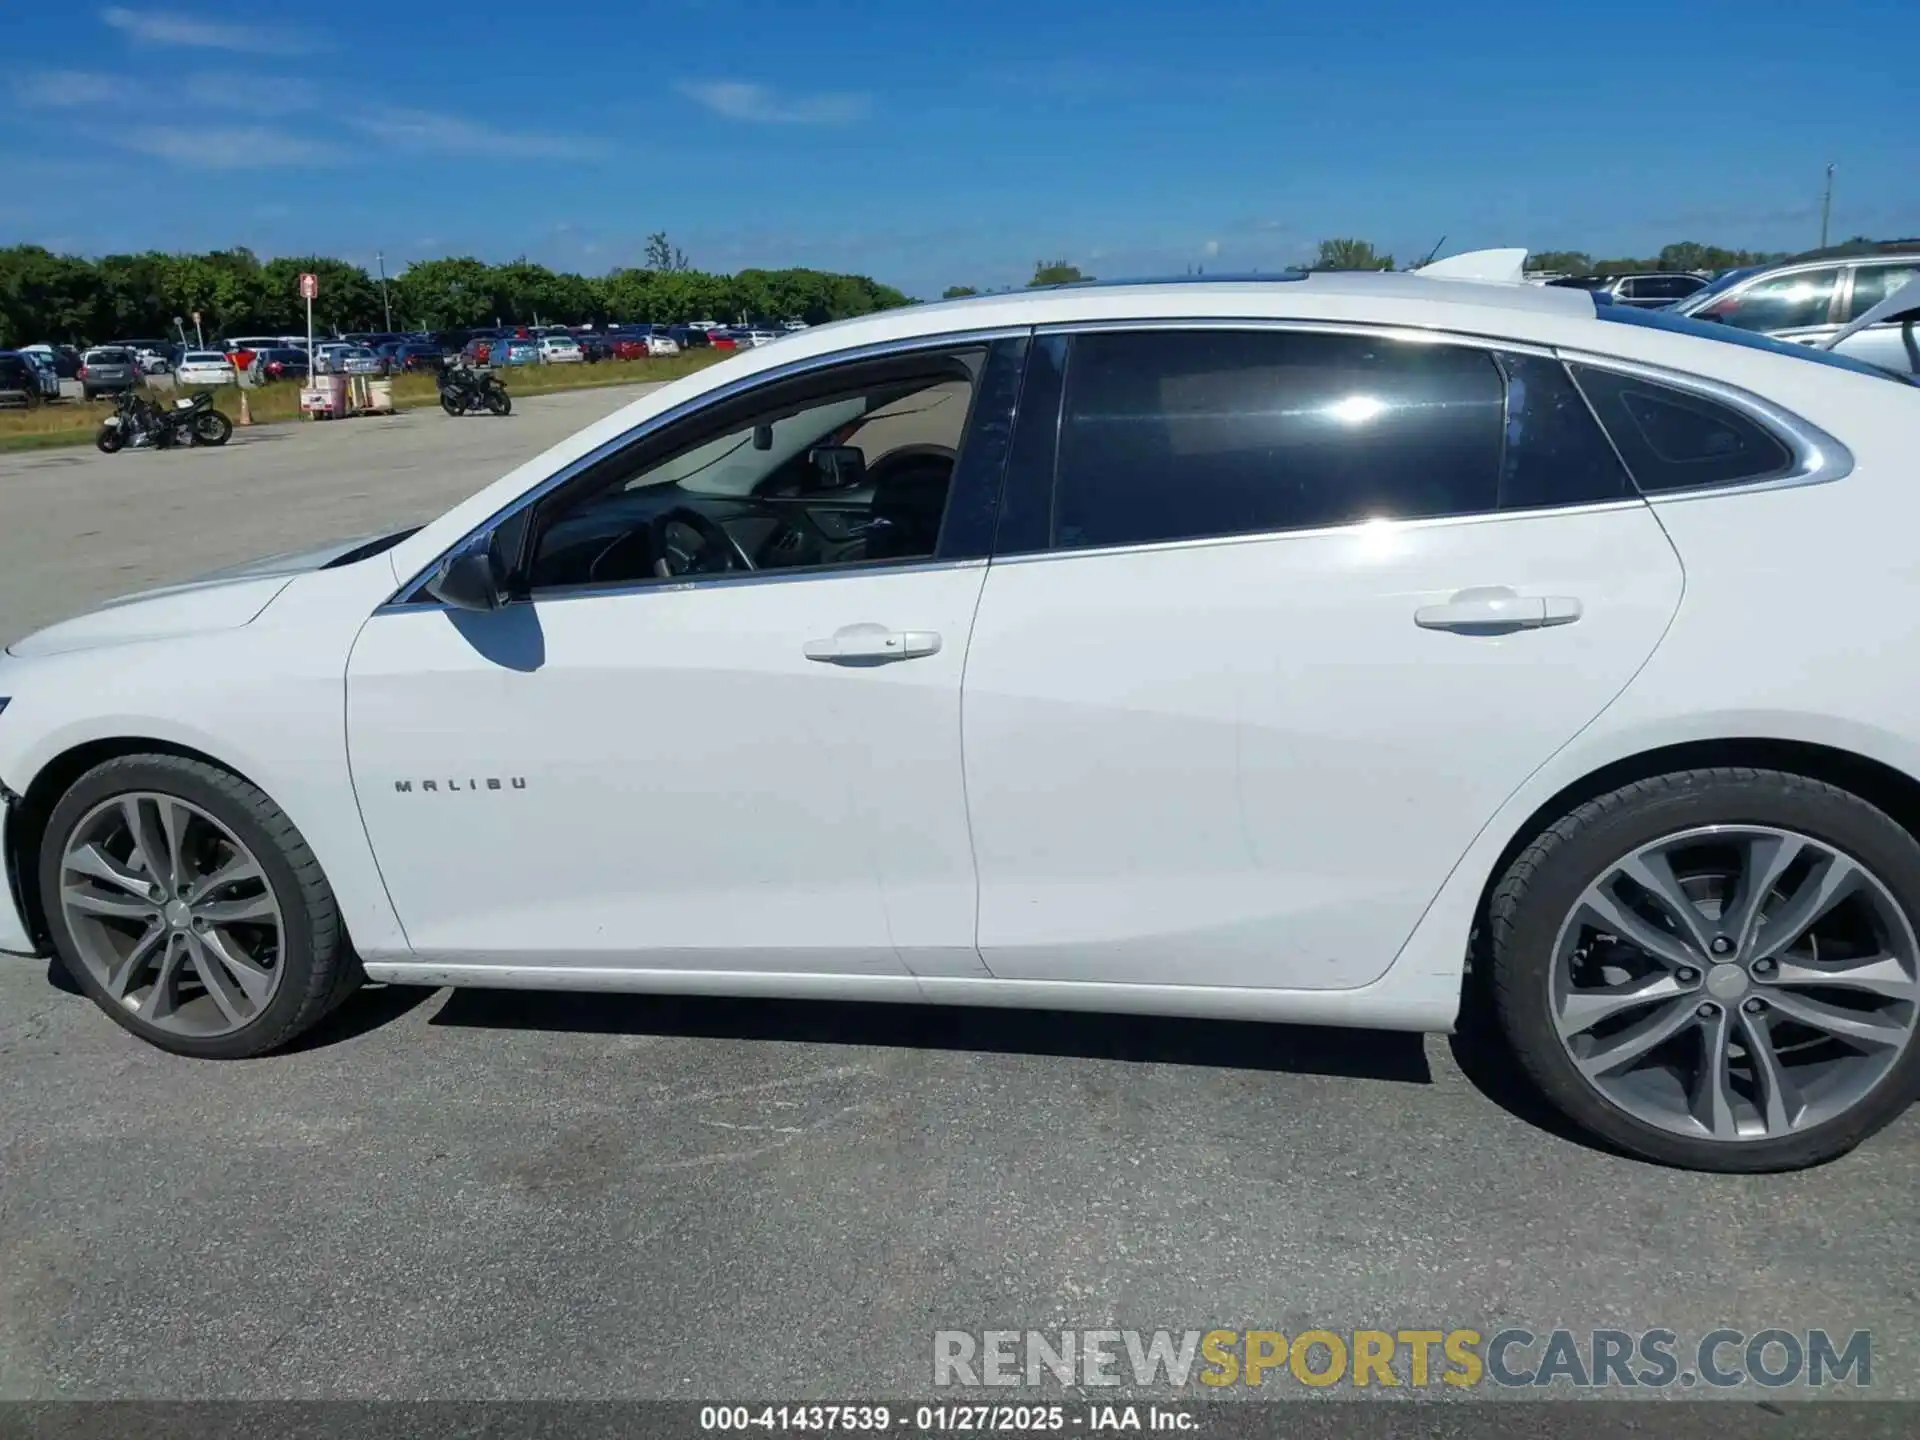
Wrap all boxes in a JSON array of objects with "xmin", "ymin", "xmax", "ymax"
[{"xmin": 1, "ymin": 390, "xmax": 1917, "ymax": 1400}]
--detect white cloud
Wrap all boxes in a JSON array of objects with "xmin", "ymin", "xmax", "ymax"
[
  {"xmin": 677, "ymin": 80, "xmax": 869, "ymax": 125},
  {"xmin": 11, "ymin": 70, "xmax": 128, "ymax": 106},
  {"xmin": 100, "ymin": 6, "xmax": 319, "ymax": 55},
  {"xmin": 117, "ymin": 124, "xmax": 346, "ymax": 169},
  {"xmin": 343, "ymin": 106, "xmax": 605, "ymax": 159},
  {"xmin": 182, "ymin": 71, "xmax": 320, "ymax": 112}
]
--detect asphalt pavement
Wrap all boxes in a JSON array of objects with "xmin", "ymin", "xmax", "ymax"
[{"xmin": 0, "ymin": 385, "xmax": 1915, "ymax": 1402}]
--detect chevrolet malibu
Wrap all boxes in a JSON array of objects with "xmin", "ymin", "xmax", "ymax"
[{"xmin": 4, "ymin": 261, "xmax": 1919, "ymax": 1173}]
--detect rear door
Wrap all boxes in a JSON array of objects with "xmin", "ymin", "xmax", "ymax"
[{"xmin": 960, "ymin": 327, "xmax": 1685, "ymax": 990}]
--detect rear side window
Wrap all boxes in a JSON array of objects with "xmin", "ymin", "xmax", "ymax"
[
  {"xmin": 1571, "ymin": 365, "xmax": 1793, "ymax": 493},
  {"xmin": 1846, "ymin": 263, "xmax": 1920, "ymax": 321},
  {"xmin": 1048, "ymin": 330, "xmax": 1628, "ymax": 550},
  {"xmin": 1053, "ymin": 330, "xmax": 1504, "ymax": 549}
]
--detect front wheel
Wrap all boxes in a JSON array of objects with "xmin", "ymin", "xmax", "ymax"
[
  {"xmin": 486, "ymin": 387, "xmax": 511, "ymax": 416},
  {"xmin": 440, "ymin": 392, "xmax": 463, "ymax": 416},
  {"xmin": 94, "ymin": 423, "xmax": 124, "ymax": 454},
  {"xmin": 194, "ymin": 410, "xmax": 232, "ymax": 446},
  {"xmin": 1488, "ymin": 768, "xmax": 1920, "ymax": 1171},
  {"xmin": 39, "ymin": 754, "xmax": 361, "ymax": 1059}
]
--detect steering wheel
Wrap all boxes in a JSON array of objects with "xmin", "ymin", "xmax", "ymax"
[{"xmin": 648, "ymin": 505, "xmax": 755, "ymax": 579}]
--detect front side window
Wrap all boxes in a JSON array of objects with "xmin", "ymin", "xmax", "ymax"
[
  {"xmin": 1571, "ymin": 365, "xmax": 1793, "ymax": 493},
  {"xmin": 1045, "ymin": 330, "xmax": 1630, "ymax": 551},
  {"xmin": 1700, "ymin": 267, "xmax": 1839, "ymax": 331},
  {"xmin": 523, "ymin": 349, "xmax": 984, "ymax": 592}
]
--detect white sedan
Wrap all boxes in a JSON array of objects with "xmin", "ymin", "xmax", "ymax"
[
  {"xmin": 4, "ymin": 258, "xmax": 1919, "ymax": 1173},
  {"xmin": 538, "ymin": 336, "xmax": 584, "ymax": 364},
  {"xmin": 173, "ymin": 351, "xmax": 236, "ymax": 386}
]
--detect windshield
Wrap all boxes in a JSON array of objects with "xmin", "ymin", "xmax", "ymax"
[{"xmin": 1593, "ymin": 302, "xmax": 1913, "ymax": 384}]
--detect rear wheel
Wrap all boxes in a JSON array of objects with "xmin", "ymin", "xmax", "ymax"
[
  {"xmin": 39, "ymin": 755, "xmax": 361, "ymax": 1058},
  {"xmin": 1489, "ymin": 769, "xmax": 1920, "ymax": 1170}
]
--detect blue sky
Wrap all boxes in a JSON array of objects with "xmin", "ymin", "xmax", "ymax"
[{"xmin": 4, "ymin": 1, "xmax": 1916, "ymax": 297}]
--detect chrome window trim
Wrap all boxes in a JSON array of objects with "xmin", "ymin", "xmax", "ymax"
[
  {"xmin": 984, "ymin": 498, "xmax": 1650, "ymax": 568},
  {"xmin": 376, "ymin": 556, "xmax": 987, "ymax": 616},
  {"xmin": 382, "ymin": 325, "xmax": 1032, "ymax": 608},
  {"xmin": 1554, "ymin": 346, "xmax": 1854, "ymax": 502},
  {"xmin": 1032, "ymin": 315, "xmax": 1561, "ymax": 360}
]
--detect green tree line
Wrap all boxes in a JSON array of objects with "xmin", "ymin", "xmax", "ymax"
[{"xmin": 0, "ymin": 243, "xmax": 913, "ymax": 346}]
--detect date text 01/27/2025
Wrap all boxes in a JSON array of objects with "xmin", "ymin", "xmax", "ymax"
[{"xmin": 699, "ymin": 1404, "xmax": 1196, "ymax": 1432}]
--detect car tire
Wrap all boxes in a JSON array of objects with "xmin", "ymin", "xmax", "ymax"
[
  {"xmin": 38, "ymin": 754, "xmax": 362, "ymax": 1059},
  {"xmin": 1488, "ymin": 767, "xmax": 1920, "ymax": 1171}
]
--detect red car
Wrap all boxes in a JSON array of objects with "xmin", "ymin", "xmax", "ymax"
[{"xmin": 611, "ymin": 337, "xmax": 651, "ymax": 361}]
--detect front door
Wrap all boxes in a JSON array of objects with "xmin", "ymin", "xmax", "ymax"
[
  {"xmin": 347, "ymin": 340, "xmax": 1020, "ymax": 977},
  {"xmin": 962, "ymin": 327, "xmax": 1686, "ymax": 990}
]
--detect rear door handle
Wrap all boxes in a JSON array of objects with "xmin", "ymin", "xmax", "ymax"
[
  {"xmin": 1415, "ymin": 587, "xmax": 1583, "ymax": 633},
  {"xmin": 804, "ymin": 622, "xmax": 942, "ymax": 664}
]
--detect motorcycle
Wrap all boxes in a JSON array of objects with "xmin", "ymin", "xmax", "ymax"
[
  {"xmin": 437, "ymin": 363, "xmax": 512, "ymax": 417},
  {"xmin": 95, "ymin": 389, "xmax": 233, "ymax": 453}
]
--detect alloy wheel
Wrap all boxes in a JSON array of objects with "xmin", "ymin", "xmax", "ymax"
[
  {"xmin": 58, "ymin": 792, "xmax": 285, "ymax": 1037},
  {"xmin": 1550, "ymin": 824, "xmax": 1919, "ymax": 1142}
]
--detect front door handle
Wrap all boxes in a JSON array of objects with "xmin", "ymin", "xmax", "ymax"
[
  {"xmin": 804, "ymin": 622, "xmax": 942, "ymax": 664},
  {"xmin": 1415, "ymin": 587, "xmax": 1583, "ymax": 633}
]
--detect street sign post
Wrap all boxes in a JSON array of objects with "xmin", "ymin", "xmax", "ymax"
[{"xmin": 299, "ymin": 272, "xmax": 318, "ymax": 396}]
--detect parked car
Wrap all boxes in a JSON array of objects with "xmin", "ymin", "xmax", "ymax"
[
  {"xmin": 78, "ymin": 347, "xmax": 140, "ymax": 399},
  {"xmin": 537, "ymin": 335, "xmax": 584, "ymax": 364},
  {"xmin": 174, "ymin": 350, "xmax": 238, "ymax": 387},
  {"xmin": 707, "ymin": 331, "xmax": 740, "ymax": 352},
  {"xmin": 21, "ymin": 344, "xmax": 81, "ymax": 380},
  {"xmin": 1547, "ymin": 273, "xmax": 1709, "ymax": 308},
  {"xmin": 573, "ymin": 334, "xmax": 613, "ymax": 363},
  {"xmin": 742, "ymin": 329, "xmax": 780, "ymax": 347},
  {"xmin": 668, "ymin": 325, "xmax": 710, "ymax": 350},
  {"xmin": 250, "ymin": 348, "xmax": 311, "ymax": 383},
  {"xmin": 134, "ymin": 346, "xmax": 173, "ymax": 375},
  {"xmin": 462, "ymin": 338, "xmax": 495, "ymax": 367},
  {"xmin": 0, "ymin": 351, "xmax": 41, "ymax": 408},
  {"xmin": 377, "ymin": 341, "xmax": 443, "ymax": 375},
  {"xmin": 492, "ymin": 338, "xmax": 541, "ymax": 367},
  {"xmin": 1667, "ymin": 248, "xmax": 1920, "ymax": 375},
  {"xmin": 9, "ymin": 263, "xmax": 1920, "ymax": 1173}
]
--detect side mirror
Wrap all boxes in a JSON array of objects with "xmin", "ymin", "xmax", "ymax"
[
  {"xmin": 425, "ymin": 543, "xmax": 505, "ymax": 612},
  {"xmin": 752, "ymin": 424, "xmax": 774, "ymax": 451},
  {"xmin": 809, "ymin": 444, "xmax": 867, "ymax": 489}
]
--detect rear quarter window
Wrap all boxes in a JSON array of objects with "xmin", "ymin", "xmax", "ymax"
[{"xmin": 1570, "ymin": 365, "xmax": 1794, "ymax": 493}]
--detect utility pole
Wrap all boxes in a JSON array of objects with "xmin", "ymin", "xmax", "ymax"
[
  {"xmin": 377, "ymin": 250, "xmax": 393, "ymax": 333},
  {"xmin": 1820, "ymin": 164, "xmax": 1835, "ymax": 250}
]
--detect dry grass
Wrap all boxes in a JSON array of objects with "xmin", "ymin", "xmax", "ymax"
[{"xmin": 0, "ymin": 353, "xmax": 725, "ymax": 453}]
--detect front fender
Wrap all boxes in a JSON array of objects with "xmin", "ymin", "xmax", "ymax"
[{"xmin": 0, "ymin": 566, "xmax": 411, "ymax": 962}]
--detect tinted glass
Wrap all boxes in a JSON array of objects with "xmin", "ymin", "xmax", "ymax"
[
  {"xmin": 1052, "ymin": 330, "xmax": 1504, "ymax": 549},
  {"xmin": 1571, "ymin": 365, "xmax": 1793, "ymax": 493},
  {"xmin": 1701, "ymin": 268, "xmax": 1837, "ymax": 331},
  {"xmin": 1634, "ymin": 275, "xmax": 1703, "ymax": 300},
  {"xmin": 86, "ymin": 349, "xmax": 131, "ymax": 363},
  {"xmin": 1593, "ymin": 304, "xmax": 1911, "ymax": 383},
  {"xmin": 1845, "ymin": 263, "xmax": 1920, "ymax": 321},
  {"xmin": 1494, "ymin": 353, "xmax": 1634, "ymax": 510}
]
